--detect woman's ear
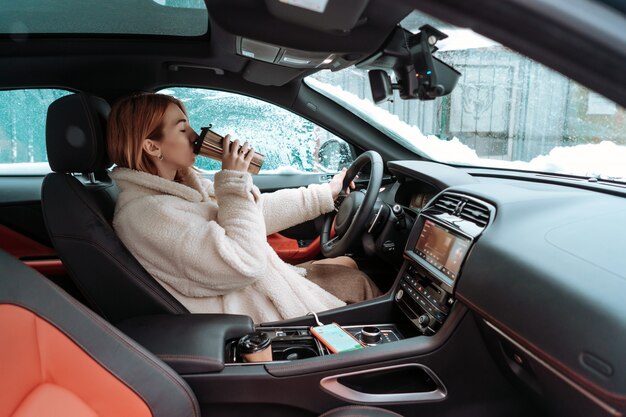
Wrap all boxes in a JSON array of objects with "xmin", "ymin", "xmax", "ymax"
[{"xmin": 142, "ymin": 139, "xmax": 161, "ymax": 158}]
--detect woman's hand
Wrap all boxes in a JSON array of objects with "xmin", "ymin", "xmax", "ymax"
[
  {"xmin": 221, "ymin": 134, "xmax": 254, "ymax": 172},
  {"xmin": 329, "ymin": 167, "xmax": 356, "ymax": 201}
]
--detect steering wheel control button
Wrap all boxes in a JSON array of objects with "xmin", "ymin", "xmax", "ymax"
[{"xmin": 333, "ymin": 194, "xmax": 346, "ymax": 211}]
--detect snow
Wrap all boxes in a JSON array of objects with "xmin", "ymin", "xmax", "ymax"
[
  {"xmin": 525, "ymin": 142, "xmax": 626, "ymax": 180},
  {"xmin": 437, "ymin": 29, "xmax": 500, "ymax": 51},
  {"xmin": 307, "ymin": 77, "xmax": 626, "ymax": 181},
  {"xmin": 0, "ymin": 162, "xmax": 51, "ymax": 175}
]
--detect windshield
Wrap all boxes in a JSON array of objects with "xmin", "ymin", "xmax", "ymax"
[{"xmin": 306, "ymin": 11, "xmax": 626, "ymax": 182}]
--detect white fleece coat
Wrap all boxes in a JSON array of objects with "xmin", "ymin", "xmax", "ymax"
[{"xmin": 109, "ymin": 167, "xmax": 345, "ymax": 323}]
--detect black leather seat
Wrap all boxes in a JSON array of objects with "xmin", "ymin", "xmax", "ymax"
[
  {"xmin": 42, "ymin": 93, "xmax": 189, "ymax": 323},
  {"xmin": 0, "ymin": 250, "xmax": 402, "ymax": 417}
]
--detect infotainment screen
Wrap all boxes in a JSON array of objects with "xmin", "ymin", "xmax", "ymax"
[{"xmin": 414, "ymin": 220, "xmax": 471, "ymax": 281}]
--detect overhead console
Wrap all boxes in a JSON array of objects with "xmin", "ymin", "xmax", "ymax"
[{"xmin": 396, "ymin": 192, "xmax": 494, "ymax": 335}]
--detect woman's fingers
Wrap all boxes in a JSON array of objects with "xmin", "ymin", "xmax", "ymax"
[
  {"xmin": 244, "ymin": 146, "xmax": 255, "ymax": 162},
  {"xmin": 221, "ymin": 135, "xmax": 253, "ymax": 173},
  {"xmin": 239, "ymin": 141, "xmax": 250, "ymax": 158},
  {"xmin": 222, "ymin": 135, "xmax": 249, "ymax": 159},
  {"xmin": 230, "ymin": 139, "xmax": 241, "ymax": 156},
  {"xmin": 344, "ymin": 171, "xmax": 355, "ymax": 191}
]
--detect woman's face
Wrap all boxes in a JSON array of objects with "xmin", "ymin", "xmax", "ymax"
[{"xmin": 156, "ymin": 103, "xmax": 197, "ymax": 170}]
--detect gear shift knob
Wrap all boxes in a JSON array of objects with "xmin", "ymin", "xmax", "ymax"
[{"xmin": 360, "ymin": 326, "xmax": 381, "ymax": 344}]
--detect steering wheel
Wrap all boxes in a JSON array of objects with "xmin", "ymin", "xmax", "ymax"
[{"xmin": 320, "ymin": 150, "xmax": 384, "ymax": 258}]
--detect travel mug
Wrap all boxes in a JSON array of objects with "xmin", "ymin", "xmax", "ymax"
[{"xmin": 192, "ymin": 126, "xmax": 264, "ymax": 174}]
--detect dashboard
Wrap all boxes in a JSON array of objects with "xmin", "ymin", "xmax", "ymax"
[{"xmin": 377, "ymin": 160, "xmax": 626, "ymax": 416}]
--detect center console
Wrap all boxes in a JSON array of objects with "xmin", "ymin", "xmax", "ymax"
[
  {"xmin": 396, "ymin": 192, "xmax": 494, "ymax": 335},
  {"xmin": 225, "ymin": 324, "xmax": 402, "ymax": 363}
]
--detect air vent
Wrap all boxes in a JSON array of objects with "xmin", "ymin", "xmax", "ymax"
[
  {"xmin": 432, "ymin": 193, "xmax": 491, "ymax": 227},
  {"xmin": 459, "ymin": 200, "xmax": 490, "ymax": 227},
  {"xmin": 433, "ymin": 194, "xmax": 463, "ymax": 215}
]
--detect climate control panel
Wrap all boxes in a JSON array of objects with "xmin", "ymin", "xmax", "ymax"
[{"xmin": 395, "ymin": 264, "xmax": 454, "ymax": 335}]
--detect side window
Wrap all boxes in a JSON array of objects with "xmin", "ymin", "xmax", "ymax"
[
  {"xmin": 158, "ymin": 87, "xmax": 354, "ymax": 173},
  {"xmin": 0, "ymin": 89, "xmax": 72, "ymax": 174}
]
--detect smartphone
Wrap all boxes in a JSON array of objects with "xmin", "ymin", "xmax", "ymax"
[{"xmin": 310, "ymin": 323, "xmax": 364, "ymax": 353}]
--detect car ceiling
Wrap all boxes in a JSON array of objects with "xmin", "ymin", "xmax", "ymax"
[
  {"xmin": 0, "ymin": 0, "xmax": 411, "ymax": 96},
  {"xmin": 0, "ymin": 0, "xmax": 624, "ymax": 108}
]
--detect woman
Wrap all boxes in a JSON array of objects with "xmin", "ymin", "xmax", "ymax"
[{"xmin": 107, "ymin": 93, "xmax": 380, "ymax": 323}]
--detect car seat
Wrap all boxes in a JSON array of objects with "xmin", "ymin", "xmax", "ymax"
[
  {"xmin": 41, "ymin": 93, "xmax": 189, "ymax": 323},
  {"xmin": 0, "ymin": 249, "xmax": 198, "ymax": 417}
]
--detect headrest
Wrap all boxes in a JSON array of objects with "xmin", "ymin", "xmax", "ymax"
[{"xmin": 46, "ymin": 93, "xmax": 111, "ymax": 173}]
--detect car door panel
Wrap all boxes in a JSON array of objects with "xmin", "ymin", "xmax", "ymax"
[
  {"xmin": 0, "ymin": 224, "xmax": 55, "ymax": 259},
  {"xmin": 267, "ymin": 233, "xmax": 322, "ymax": 264},
  {"xmin": 0, "ymin": 176, "xmax": 67, "ymax": 278}
]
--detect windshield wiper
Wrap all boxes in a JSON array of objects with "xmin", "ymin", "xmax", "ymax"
[{"xmin": 587, "ymin": 175, "xmax": 626, "ymax": 186}]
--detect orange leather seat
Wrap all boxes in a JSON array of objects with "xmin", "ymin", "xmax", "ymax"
[{"xmin": 0, "ymin": 250, "xmax": 199, "ymax": 417}]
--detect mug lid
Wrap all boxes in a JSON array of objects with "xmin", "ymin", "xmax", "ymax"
[{"xmin": 237, "ymin": 331, "xmax": 271, "ymax": 354}]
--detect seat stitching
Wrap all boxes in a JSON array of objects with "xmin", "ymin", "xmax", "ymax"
[
  {"xmin": 6, "ymin": 381, "xmax": 44, "ymax": 417},
  {"xmin": 7, "ymin": 314, "xmax": 50, "ymax": 417},
  {"xmin": 34, "ymin": 314, "xmax": 45, "ymax": 383}
]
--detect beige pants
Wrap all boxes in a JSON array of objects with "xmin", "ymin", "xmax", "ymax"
[{"xmin": 298, "ymin": 257, "xmax": 382, "ymax": 304}]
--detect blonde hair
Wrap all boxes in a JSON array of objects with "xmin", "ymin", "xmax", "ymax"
[{"xmin": 107, "ymin": 93, "xmax": 187, "ymax": 176}]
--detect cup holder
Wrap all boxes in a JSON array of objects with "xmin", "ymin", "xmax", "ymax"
[{"xmin": 278, "ymin": 346, "xmax": 318, "ymax": 361}]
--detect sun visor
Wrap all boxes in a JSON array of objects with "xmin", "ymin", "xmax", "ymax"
[{"xmin": 264, "ymin": 0, "xmax": 369, "ymax": 32}]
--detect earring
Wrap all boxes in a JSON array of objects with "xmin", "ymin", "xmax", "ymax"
[{"xmin": 157, "ymin": 153, "xmax": 163, "ymax": 161}]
